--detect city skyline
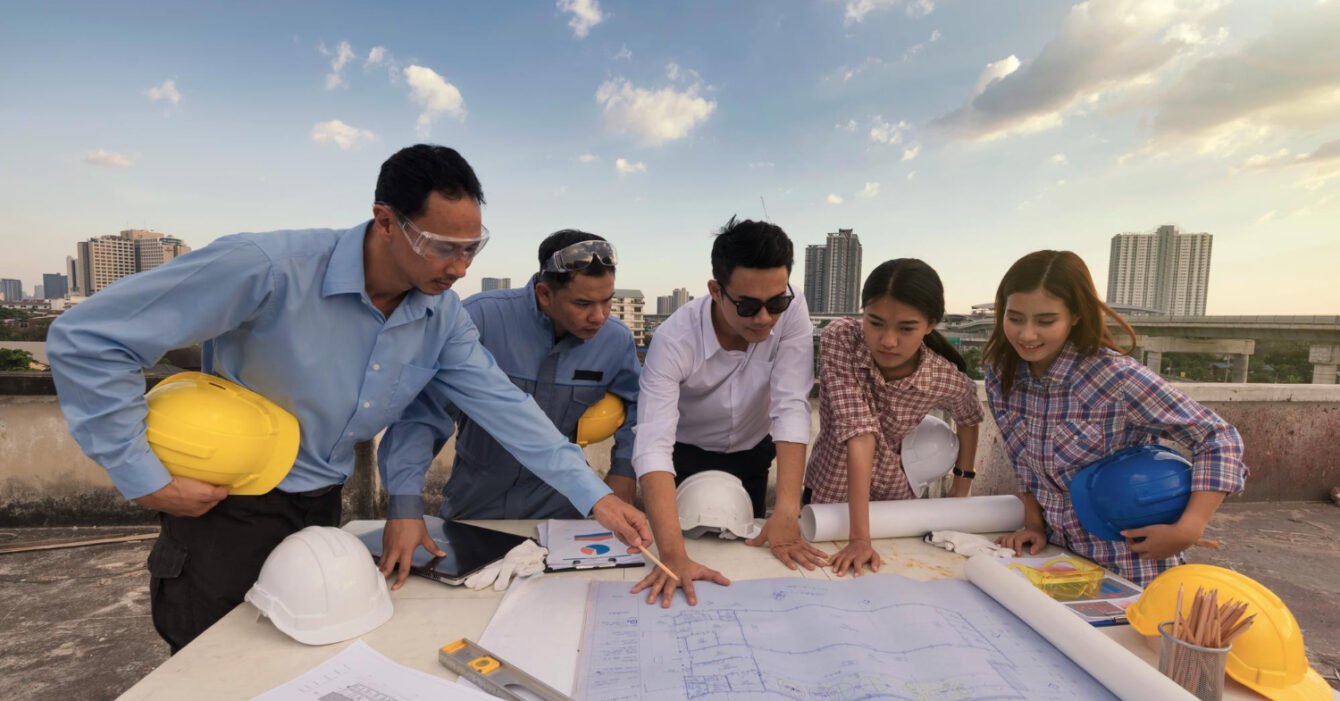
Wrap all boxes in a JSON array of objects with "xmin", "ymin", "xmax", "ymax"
[{"xmin": 2, "ymin": 1, "xmax": 1338, "ymax": 313}]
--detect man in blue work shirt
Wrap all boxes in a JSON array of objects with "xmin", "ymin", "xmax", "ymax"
[
  {"xmin": 47, "ymin": 144, "xmax": 652, "ymax": 652},
  {"xmin": 380, "ymin": 230, "xmax": 640, "ymax": 520}
]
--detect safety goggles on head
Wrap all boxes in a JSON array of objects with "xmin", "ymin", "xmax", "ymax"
[
  {"xmin": 718, "ymin": 282, "xmax": 795, "ymax": 317},
  {"xmin": 541, "ymin": 239, "xmax": 618, "ymax": 274},
  {"xmin": 378, "ymin": 202, "xmax": 489, "ymax": 261}
]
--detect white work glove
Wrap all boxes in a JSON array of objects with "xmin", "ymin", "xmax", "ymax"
[
  {"xmin": 924, "ymin": 530, "xmax": 1014, "ymax": 559},
  {"xmin": 464, "ymin": 540, "xmax": 548, "ymax": 591}
]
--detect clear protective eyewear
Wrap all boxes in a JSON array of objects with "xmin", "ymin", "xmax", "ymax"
[
  {"xmin": 719, "ymin": 282, "xmax": 795, "ymax": 317},
  {"xmin": 379, "ymin": 202, "xmax": 490, "ymax": 261},
  {"xmin": 541, "ymin": 239, "xmax": 618, "ymax": 274}
]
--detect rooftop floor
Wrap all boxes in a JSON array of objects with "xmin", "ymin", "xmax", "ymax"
[{"xmin": 2, "ymin": 503, "xmax": 1337, "ymax": 700}]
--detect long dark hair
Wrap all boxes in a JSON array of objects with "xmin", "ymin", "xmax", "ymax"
[
  {"xmin": 862, "ymin": 258, "xmax": 967, "ymax": 373},
  {"xmin": 983, "ymin": 250, "xmax": 1136, "ymax": 397}
]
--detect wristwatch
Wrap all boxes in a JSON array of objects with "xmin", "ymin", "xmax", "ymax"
[{"xmin": 951, "ymin": 467, "xmax": 977, "ymax": 479}]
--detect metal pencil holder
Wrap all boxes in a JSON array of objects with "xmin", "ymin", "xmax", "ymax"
[{"xmin": 1158, "ymin": 621, "xmax": 1229, "ymax": 701}]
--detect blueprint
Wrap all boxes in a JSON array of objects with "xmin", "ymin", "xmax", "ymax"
[{"xmin": 576, "ymin": 576, "xmax": 1117, "ymax": 701}]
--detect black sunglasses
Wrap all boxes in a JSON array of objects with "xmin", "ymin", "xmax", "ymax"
[{"xmin": 718, "ymin": 282, "xmax": 795, "ymax": 317}]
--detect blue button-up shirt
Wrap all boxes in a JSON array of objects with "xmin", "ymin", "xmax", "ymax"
[
  {"xmin": 47, "ymin": 223, "xmax": 610, "ymax": 516},
  {"xmin": 379, "ymin": 275, "xmax": 640, "ymax": 519}
]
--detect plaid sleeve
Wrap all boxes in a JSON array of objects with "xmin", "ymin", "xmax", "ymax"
[
  {"xmin": 985, "ymin": 367, "xmax": 1039, "ymax": 495},
  {"xmin": 818, "ymin": 320, "xmax": 880, "ymax": 445},
  {"xmin": 946, "ymin": 370, "xmax": 984, "ymax": 428},
  {"xmin": 1120, "ymin": 360, "xmax": 1248, "ymax": 495}
]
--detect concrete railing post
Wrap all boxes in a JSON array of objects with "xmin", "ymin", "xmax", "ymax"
[
  {"xmin": 343, "ymin": 440, "xmax": 385, "ymax": 522},
  {"xmin": 1230, "ymin": 353, "xmax": 1250, "ymax": 383},
  {"xmin": 1309, "ymin": 344, "xmax": 1340, "ymax": 385}
]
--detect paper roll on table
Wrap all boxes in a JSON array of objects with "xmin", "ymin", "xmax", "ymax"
[
  {"xmin": 799, "ymin": 495, "xmax": 1026, "ymax": 541},
  {"xmin": 965, "ymin": 556, "xmax": 1196, "ymax": 701}
]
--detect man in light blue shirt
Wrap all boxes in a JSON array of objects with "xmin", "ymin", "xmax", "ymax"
[
  {"xmin": 48, "ymin": 144, "xmax": 651, "ymax": 652},
  {"xmin": 380, "ymin": 230, "xmax": 640, "ymax": 520}
]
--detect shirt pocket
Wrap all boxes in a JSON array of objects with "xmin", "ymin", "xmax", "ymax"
[
  {"xmin": 388, "ymin": 363, "xmax": 439, "ymax": 416},
  {"xmin": 995, "ymin": 410, "xmax": 1028, "ymax": 460},
  {"xmin": 1052, "ymin": 419, "xmax": 1112, "ymax": 469}
]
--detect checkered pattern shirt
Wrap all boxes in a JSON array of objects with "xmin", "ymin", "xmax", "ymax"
[
  {"xmin": 805, "ymin": 317, "xmax": 983, "ymax": 504},
  {"xmin": 985, "ymin": 343, "xmax": 1248, "ymax": 586}
]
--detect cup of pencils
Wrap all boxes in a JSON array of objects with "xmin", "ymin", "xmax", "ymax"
[{"xmin": 1157, "ymin": 585, "xmax": 1255, "ymax": 701}]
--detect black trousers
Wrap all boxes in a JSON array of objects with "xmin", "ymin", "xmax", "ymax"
[
  {"xmin": 672, "ymin": 436, "xmax": 775, "ymax": 518},
  {"xmin": 147, "ymin": 486, "xmax": 342, "ymax": 654}
]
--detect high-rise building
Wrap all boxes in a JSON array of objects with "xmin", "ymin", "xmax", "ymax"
[
  {"xmin": 656, "ymin": 288, "xmax": 693, "ymax": 315},
  {"xmin": 43, "ymin": 273, "xmax": 68, "ymax": 299},
  {"xmin": 1107, "ymin": 224, "xmax": 1212, "ymax": 316},
  {"xmin": 66, "ymin": 256, "xmax": 79, "ymax": 297},
  {"xmin": 611, "ymin": 289, "xmax": 646, "ymax": 347},
  {"xmin": 481, "ymin": 277, "xmax": 511, "ymax": 291},
  {"xmin": 71, "ymin": 229, "xmax": 190, "ymax": 295},
  {"xmin": 803, "ymin": 229, "xmax": 863, "ymax": 314},
  {"xmin": 0, "ymin": 279, "xmax": 22, "ymax": 302}
]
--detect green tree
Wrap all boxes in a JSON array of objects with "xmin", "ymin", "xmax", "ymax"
[{"xmin": 0, "ymin": 348, "xmax": 35, "ymax": 371}]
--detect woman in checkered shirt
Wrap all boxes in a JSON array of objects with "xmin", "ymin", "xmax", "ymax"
[
  {"xmin": 984, "ymin": 250, "xmax": 1247, "ymax": 586},
  {"xmin": 806, "ymin": 259, "xmax": 985, "ymax": 577}
]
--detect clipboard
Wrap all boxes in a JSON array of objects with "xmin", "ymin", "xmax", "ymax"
[{"xmin": 538, "ymin": 520, "xmax": 645, "ymax": 572}]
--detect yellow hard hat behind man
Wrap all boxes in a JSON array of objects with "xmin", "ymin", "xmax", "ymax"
[
  {"xmin": 144, "ymin": 372, "xmax": 300, "ymax": 495},
  {"xmin": 576, "ymin": 393, "xmax": 624, "ymax": 447}
]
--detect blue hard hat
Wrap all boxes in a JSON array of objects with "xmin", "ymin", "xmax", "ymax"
[{"xmin": 1069, "ymin": 444, "xmax": 1192, "ymax": 541}]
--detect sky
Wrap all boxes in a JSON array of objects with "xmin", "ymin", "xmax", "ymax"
[{"xmin": 1, "ymin": 0, "xmax": 1338, "ymax": 314}]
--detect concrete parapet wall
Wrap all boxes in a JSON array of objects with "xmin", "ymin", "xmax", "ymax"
[{"xmin": 3, "ymin": 382, "xmax": 1338, "ymax": 525}]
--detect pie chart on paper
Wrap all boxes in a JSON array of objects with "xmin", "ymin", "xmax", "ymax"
[{"xmin": 581, "ymin": 543, "xmax": 611, "ymax": 556}]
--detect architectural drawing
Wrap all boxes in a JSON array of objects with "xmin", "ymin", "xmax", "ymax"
[{"xmin": 576, "ymin": 576, "xmax": 1116, "ymax": 700}]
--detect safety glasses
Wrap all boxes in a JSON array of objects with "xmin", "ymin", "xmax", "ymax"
[
  {"xmin": 378, "ymin": 202, "xmax": 490, "ymax": 262},
  {"xmin": 718, "ymin": 282, "xmax": 795, "ymax": 317},
  {"xmin": 542, "ymin": 239, "xmax": 618, "ymax": 273}
]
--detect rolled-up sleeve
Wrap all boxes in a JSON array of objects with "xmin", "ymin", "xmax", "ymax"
[
  {"xmin": 768, "ymin": 295, "xmax": 815, "ymax": 445},
  {"xmin": 818, "ymin": 321, "xmax": 879, "ymax": 445},
  {"xmin": 631, "ymin": 331, "xmax": 689, "ymax": 477},
  {"xmin": 47, "ymin": 239, "xmax": 274, "ymax": 499},
  {"xmin": 404, "ymin": 305, "xmax": 610, "ymax": 516},
  {"xmin": 606, "ymin": 337, "xmax": 642, "ymax": 479},
  {"xmin": 1121, "ymin": 363, "xmax": 1248, "ymax": 495}
]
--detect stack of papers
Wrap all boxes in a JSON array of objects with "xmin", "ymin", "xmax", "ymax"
[{"xmin": 537, "ymin": 519, "xmax": 645, "ymax": 571}]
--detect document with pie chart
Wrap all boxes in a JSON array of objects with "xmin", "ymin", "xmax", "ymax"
[{"xmin": 539, "ymin": 519, "xmax": 647, "ymax": 571}]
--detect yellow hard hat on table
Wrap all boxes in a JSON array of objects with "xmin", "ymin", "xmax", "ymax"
[
  {"xmin": 143, "ymin": 372, "xmax": 299, "ymax": 495},
  {"xmin": 576, "ymin": 393, "xmax": 625, "ymax": 446},
  {"xmin": 1126, "ymin": 563, "xmax": 1331, "ymax": 701}
]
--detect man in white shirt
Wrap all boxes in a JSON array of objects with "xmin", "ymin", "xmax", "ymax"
[{"xmin": 631, "ymin": 217, "xmax": 829, "ymax": 607}]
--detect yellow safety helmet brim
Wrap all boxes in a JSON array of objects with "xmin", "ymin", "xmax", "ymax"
[
  {"xmin": 1238, "ymin": 667, "xmax": 1332, "ymax": 701},
  {"xmin": 576, "ymin": 393, "xmax": 625, "ymax": 447},
  {"xmin": 145, "ymin": 372, "xmax": 300, "ymax": 495}
]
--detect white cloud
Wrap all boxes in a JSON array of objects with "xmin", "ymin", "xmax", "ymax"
[
  {"xmin": 933, "ymin": 0, "xmax": 1222, "ymax": 142},
  {"xmin": 1051, "ymin": 152, "xmax": 1069, "ymax": 165},
  {"xmin": 858, "ymin": 182, "xmax": 881, "ymax": 198},
  {"xmin": 826, "ymin": 56, "xmax": 884, "ymax": 84},
  {"xmin": 845, "ymin": 0, "xmax": 934, "ymax": 25},
  {"xmin": 615, "ymin": 158, "xmax": 646, "ymax": 175},
  {"xmin": 974, "ymin": 55, "xmax": 1021, "ymax": 95},
  {"xmin": 907, "ymin": 170, "xmax": 918, "ymax": 180},
  {"xmin": 614, "ymin": 45, "xmax": 632, "ymax": 61},
  {"xmin": 838, "ymin": 119, "xmax": 858, "ymax": 133},
  {"xmin": 577, "ymin": 153, "xmax": 600, "ymax": 163},
  {"xmin": 826, "ymin": 193, "xmax": 844, "ymax": 204},
  {"xmin": 869, "ymin": 116, "xmax": 911, "ymax": 145},
  {"xmin": 903, "ymin": 29, "xmax": 942, "ymax": 61},
  {"xmin": 1256, "ymin": 209, "xmax": 1278, "ymax": 224},
  {"xmin": 596, "ymin": 76, "xmax": 716, "ymax": 145},
  {"xmin": 310, "ymin": 120, "xmax": 377, "ymax": 150},
  {"xmin": 902, "ymin": 144, "xmax": 921, "ymax": 161},
  {"xmin": 404, "ymin": 65, "xmax": 466, "ymax": 138},
  {"xmin": 144, "ymin": 79, "xmax": 181, "ymax": 106},
  {"xmin": 366, "ymin": 46, "xmax": 386, "ymax": 67},
  {"xmin": 84, "ymin": 149, "xmax": 133, "ymax": 167},
  {"xmin": 749, "ymin": 161, "xmax": 775, "ymax": 169},
  {"xmin": 558, "ymin": 0, "xmax": 604, "ymax": 39},
  {"xmin": 321, "ymin": 40, "xmax": 356, "ymax": 90},
  {"xmin": 1151, "ymin": 3, "xmax": 1340, "ymax": 150}
]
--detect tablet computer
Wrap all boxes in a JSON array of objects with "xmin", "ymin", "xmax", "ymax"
[{"xmin": 358, "ymin": 516, "xmax": 531, "ymax": 586}]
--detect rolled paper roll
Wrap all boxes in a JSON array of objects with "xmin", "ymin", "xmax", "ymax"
[
  {"xmin": 965, "ymin": 555, "xmax": 1197, "ymax": 701},
  {"xmin": 799, "ymin": 495, "xmax": 1025, "ymax": 541}
]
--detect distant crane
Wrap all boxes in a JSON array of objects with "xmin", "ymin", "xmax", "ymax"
[{"xmin": 759, "ymin": 196, "xmax": 771, "ymax": 222}]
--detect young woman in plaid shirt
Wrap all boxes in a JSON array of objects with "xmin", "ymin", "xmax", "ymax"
[
  {"xmin": 806, "ymin": 259, "xmax": 984, "ymax": 577},
  {"xmin": 985, "ymin": 250, "xmax": 1247, "ymax": 586}
]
